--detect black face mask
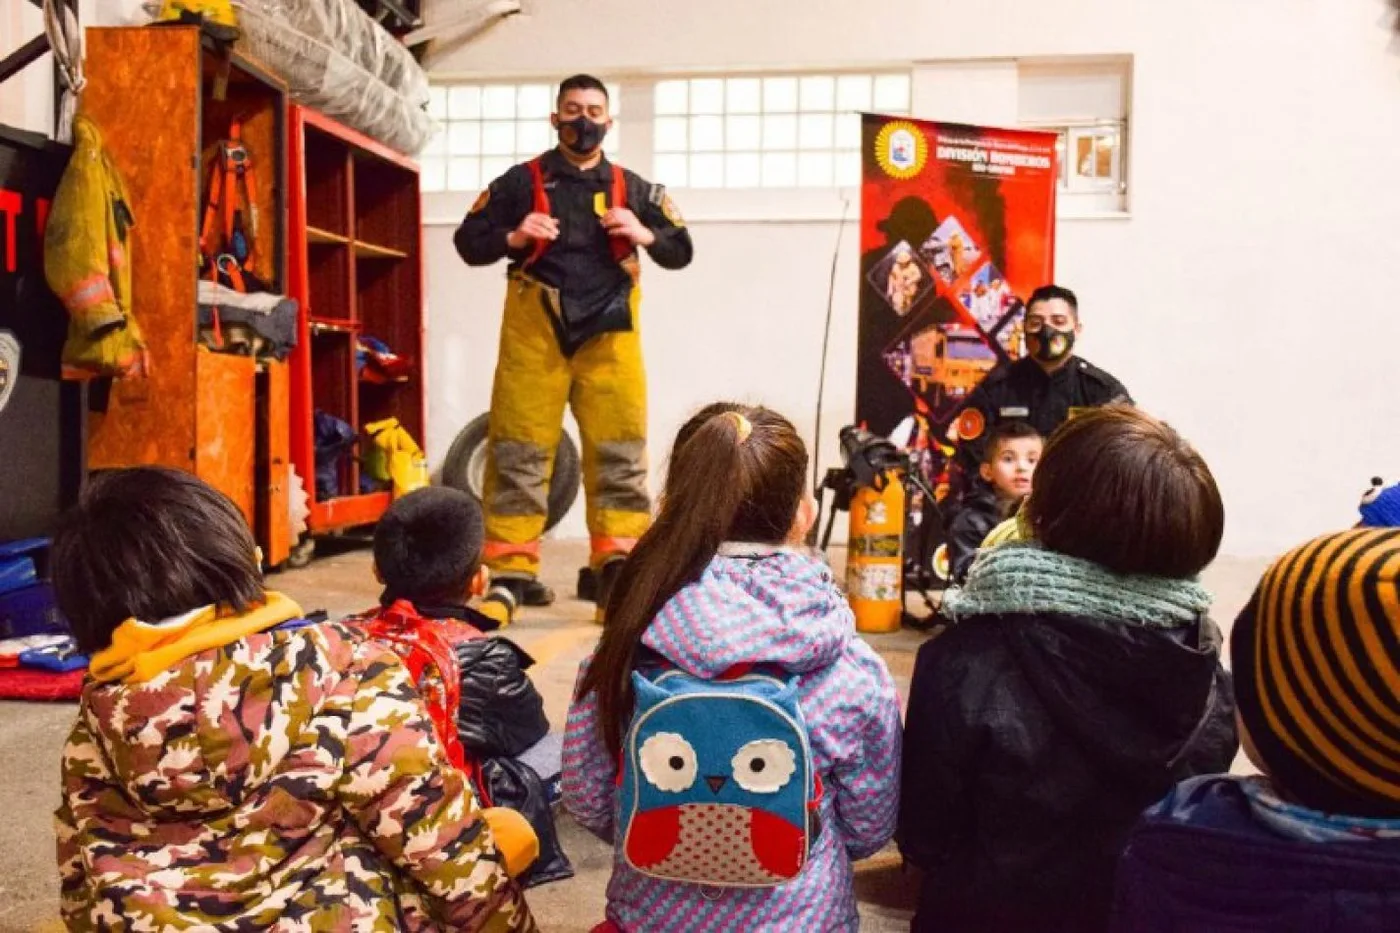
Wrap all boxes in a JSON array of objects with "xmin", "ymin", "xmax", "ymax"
[
  {"xmin": 1027, "ymin": 325, "xmax": 1076, "ymax": 363},
  {"xmin": 558, "ymin": 116, "xmax": 608, "ymax": 155}
]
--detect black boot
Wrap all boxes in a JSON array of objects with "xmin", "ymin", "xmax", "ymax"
[
  {"xmin": 576, "ymin": 565, "xmax": 598, "ymax": 602},
  {"xmin": 491, "ymin": 575, "xmax": 556, "ymax": 609},
  {"xmin": 593, "ymin": 557, "xmax": 626, "ymax": 624}
]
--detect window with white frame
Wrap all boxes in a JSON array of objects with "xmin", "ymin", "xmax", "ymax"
[
  {"xmin": 420, "ymin": 81, "xmax": 622, "ymax": 193},
  {"xmin": 1018, "ymin": 61, "xmax": 1130, "ymax": 213},
  {"xmin": 651, "ymin": 73, "xmax": 912, "ymax": 190}
]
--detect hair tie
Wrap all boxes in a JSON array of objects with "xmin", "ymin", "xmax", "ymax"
[{"xmin": 727, "ymin": 411, "xmax": 753, "ymax": 443}]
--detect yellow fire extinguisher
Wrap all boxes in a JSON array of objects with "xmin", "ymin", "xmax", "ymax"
[{"xmin": 846, "ymin": 470, "xmax": 905, "ymax": 634}]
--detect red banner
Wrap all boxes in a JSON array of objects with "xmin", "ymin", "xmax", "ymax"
[{"xmin": 856, "ymin": 115, "xmax": 1059, "ymax": 492}]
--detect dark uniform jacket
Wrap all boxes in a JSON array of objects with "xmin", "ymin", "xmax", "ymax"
[
  {"xmin": 898, "ymin": 611, "xmax": 1237, "ymax": 933},
  {"xmin": 954, "ymin": 355, "xmax": 1132, "ymax": 480},
  {"xmin": 453, "ymin": 149, "xmax": 692, "ymax": 354}
]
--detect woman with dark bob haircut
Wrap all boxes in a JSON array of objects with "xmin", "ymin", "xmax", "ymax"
[{"xmin": 897, "ymin": 405, "xmax": 1238, "ymax": 933}]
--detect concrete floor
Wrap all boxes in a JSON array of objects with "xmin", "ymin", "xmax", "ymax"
[{"xmin": 0, "ymin": 539, "xmax": 1267, "ymax": 932}]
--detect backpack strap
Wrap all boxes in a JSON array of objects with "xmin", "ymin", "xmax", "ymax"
[{"xmin": 360, "ymin": 600, "xmax": 468, "ymax": 771}]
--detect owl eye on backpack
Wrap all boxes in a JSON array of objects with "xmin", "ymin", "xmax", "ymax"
[{"xmin": 617, "ymin": 667, "xmax": 823, "ymax": 889}]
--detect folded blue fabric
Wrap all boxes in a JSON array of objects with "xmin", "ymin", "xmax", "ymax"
[{"xmin": 20, "ymin": 638, "xmax": 88, "ymax": 672}]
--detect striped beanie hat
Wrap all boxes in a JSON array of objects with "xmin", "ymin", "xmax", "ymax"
[{"xmin": 1232, "ymin": 528, "xmax": 1400, "ymax": 818}]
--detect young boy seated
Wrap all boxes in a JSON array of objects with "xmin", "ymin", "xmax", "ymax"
[
  {"xmin": 945, "ymin": 421, "xmax": 1042, "ymax": 582},
  {"xmin": 1112, "ymin": 527, "xmax": 1400, "ymax": 933},
  {"xmin": 354, "ymin": 486, "xmax": 572, "ymax": 886},
  {"xmin": 52, "ymin": 467, "xmax": 535, "ymax": 930}
]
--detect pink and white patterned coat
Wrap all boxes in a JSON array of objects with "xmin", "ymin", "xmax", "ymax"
[{"xmin": 564, "ymin": 550, "xmax": 903, "ymax": 932}]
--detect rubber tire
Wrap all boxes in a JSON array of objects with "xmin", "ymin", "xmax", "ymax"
[{"xmin": 441, "ymin": 413, "xmax": 582, "ymax": 533}]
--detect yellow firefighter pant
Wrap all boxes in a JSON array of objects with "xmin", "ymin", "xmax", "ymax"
[{"xmin": 482, "ymin": 275, "xmax": 651, "ymax": 578}]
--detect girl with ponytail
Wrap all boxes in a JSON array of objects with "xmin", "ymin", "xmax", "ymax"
[{"xmin": 562, "ymin": 404, "xmax": 902, "ymax": 932}]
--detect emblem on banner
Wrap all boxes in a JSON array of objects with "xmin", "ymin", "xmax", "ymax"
[{"xmin": 875, "ymin": 121, "xmax": 928, "ymax": 180}]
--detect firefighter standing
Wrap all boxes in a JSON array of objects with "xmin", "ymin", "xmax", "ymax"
[{"xmin": 454, "ymin": 75, "xmax": 693, "ymax": 619}]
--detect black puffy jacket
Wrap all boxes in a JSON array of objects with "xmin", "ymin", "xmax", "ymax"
[
  {"xmin": 898, "ymin": 611, "xmax": 1237, "ymax": 933},
  {"xmin": 454, "ymin": 635, "xmax": 549, "ymax": 759},
  {"xmin": 943, "ymin": 484, "xmax": 1006, "ymax": 583}
]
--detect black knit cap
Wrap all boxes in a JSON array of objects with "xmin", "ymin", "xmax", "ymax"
[{"xmin": 1232, "ymin": 528, "xmax": 1400, "ymax": 818}]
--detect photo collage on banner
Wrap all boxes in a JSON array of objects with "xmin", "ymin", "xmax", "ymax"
[{"xmin": 856, "ymin": 115, "xmax": 1059, "ymax": 499}]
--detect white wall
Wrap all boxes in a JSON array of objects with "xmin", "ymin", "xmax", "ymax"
[
  {"xmin": 422, "ymin": 0, "xmax": 1400, "ymax": 557},
  {"xmin": 0, "ymin": 1, "xmax": 55, "ymax": 136}
]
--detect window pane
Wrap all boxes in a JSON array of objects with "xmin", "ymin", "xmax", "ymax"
[
  {"xmin": 764, "ymin": 77, "xmax": 799, "ymax": 113},
  {"xmin": 762, "ymin": 114, "xmax": 798, "ymax": 150},
  {"xmin": 797, "ymin": 151, "xmax": 834, "ymax": 187},
  {"xmin": 836, "ymin": 75, "xmax": 872, "ymax": 112},
  {"xmin": 516, "ymin": 122, "xmax": 550, "ymax": 155},
  {"xmin": 448, "ymin": 85, "xmax": 481, "ymax": 120},
  {"xmin": 447, "ymin": 157, "xmax": 480, "ymax": 192},
  {"xmin": 1071, "ymin": 130, "xmax": 1119, "ymax": 187},
  {"xmin": 482, "ymin": 85, "xmax": 516, "ymax": 119},
  {"xmin": 762, "ymin": 151, "xmax": 797, "ymax": 187},
  {"xmin": 447, "ymin": 121, "xmax": 481, "ymax": 155},
  {"xmin": 798, "ymin": 113, "xmax": 834, "ymax": 149},
  {"xmin": 607, "ymin": 83, "xmax": 622, "ymax": 115},
  {"xmin": 428, "ymin": 86, "xmax": 449, "ymax": 120},
  {"xmin": 423, "ymin": 127, "xmax": 448, "ymax": 156},
  {"xmin": 726, "ymin": 78, "xmax": 762, "ymax": 114},
  {"xmin": 834, "ymin": 112, "xmax": 861, "ymax": 149},
  {"xmin": 799, "ymin": 75, "xmax": 836, "ymax": 112},
  {"xmin": 873, "ymin": 74, "xmax": 911, "ymax": 112},
  {"xmin": 726, "ymin": 114, "xmax": 762, "ymax": 151},
  {"xmin": 690, "ymin": 115, "xmax": 724, "ymax": 152},
  {"xmin": 726, "ymin": 152, "xmax": 761, "ymax": 187},
  {"xmin": 654, "ymin": 153, "xmax": 688, "ymax": 187},
  {"xmin": 481, "ymin": 122, "xmax": 516, "ymax": 156},
  {"xmin": 604, "ymin": 123, "xmax": 622, "ymax": 156},
  {"xmin": 655, "ymin": 116, "xmax": 689, "ymax": 152},
  {"xmin": 480, "ymin": 156, "xmax": 515, "ymax": 183},
  {"xmin": 835, "ymin": 151, "xmax": 862, "ymax": 187},
  {"xmin": 420, "ymin": 156, "xmax": 447, "ymax": 192},
  {"xmin": 690, "ymin": 78, "xmax": 725, "ymax": 115},
  {"xmin": 655, "ymin": 80, "xmax": 688, "ymax": 115},
  {"xmin": 517, "ymin": 84, "xmax": 552, "ymax": 119},
  {"xmin": 690, "ymin": 153, "xmax": 725, "ymax": 188}
]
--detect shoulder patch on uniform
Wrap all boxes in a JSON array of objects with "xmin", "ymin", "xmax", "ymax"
[
  {"xmin": 469, "ymin": 188, "xmax": 490, "ymax": 214},
  {"xmin": 661, "ymin": 194, "xmax": 684, "ymax": 227},
  {"xmin": 649, "ymin": 183, "xmax": 666, "ymax": 206},
  {"xmin": 956, "ymin": 408, "xmax": 986, "ymax": 442}
]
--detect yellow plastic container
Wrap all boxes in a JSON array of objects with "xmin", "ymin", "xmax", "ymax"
[{"xmin": 845, "ymin": 470, "xmax": 905, "ymax": 633}]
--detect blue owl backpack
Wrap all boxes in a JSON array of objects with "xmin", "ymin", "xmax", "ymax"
[{"xmin": 618, "ymin": 666, "xmax": 823, "ymax": 888}]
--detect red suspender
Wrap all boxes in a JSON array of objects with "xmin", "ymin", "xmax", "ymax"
[
  {"xmin": 524, "ymin": 157, "xmax": 635, "ymax": 270},
  {"xmin": 525, "ymin": 157, "xmax": 552, "ymax": 269}
]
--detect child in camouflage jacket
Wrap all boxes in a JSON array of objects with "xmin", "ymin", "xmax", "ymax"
[{"xmin": 51, "ymin": 467, "xmax": 536, "ymax": 932}]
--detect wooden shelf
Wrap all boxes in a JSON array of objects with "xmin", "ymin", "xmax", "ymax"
[
  {"xmin": 311, "ymin": 491, "xmax": 392, "ymax": 530},
  {"xmin": 353, "ymin": 239, "xmax": 408, "ymax": 260},
  {"xmin": 307, "ymin": 226, "xmax": 349, "ymax": 245}
]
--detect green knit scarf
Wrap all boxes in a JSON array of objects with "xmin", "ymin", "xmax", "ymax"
[{"xmin": 941, "ymin": 542, "xmax": 1212, "ymax": 628}]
